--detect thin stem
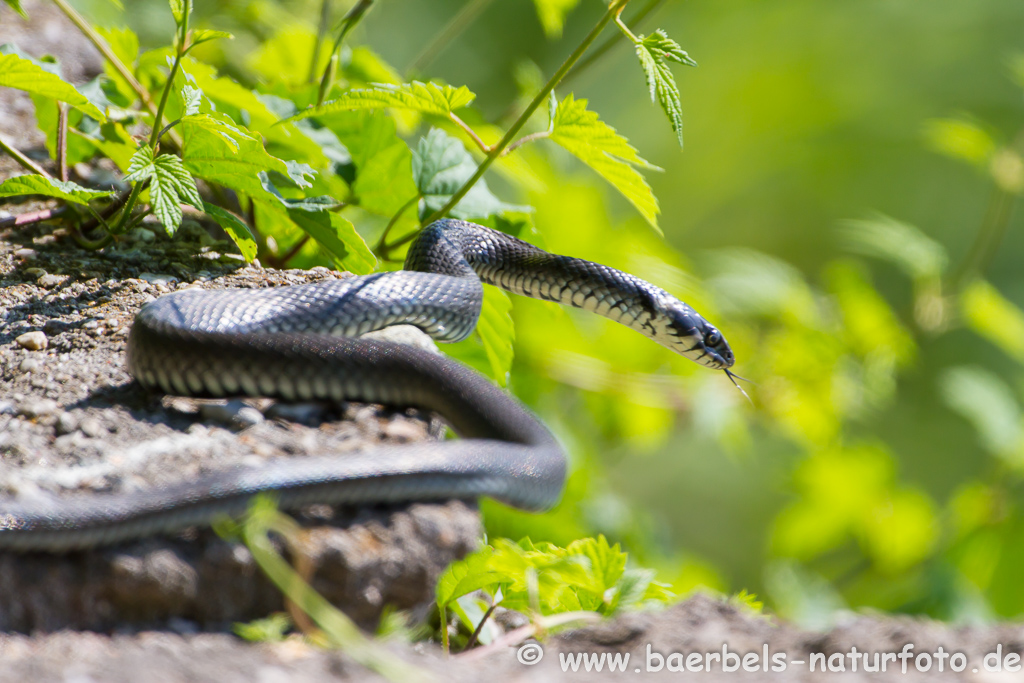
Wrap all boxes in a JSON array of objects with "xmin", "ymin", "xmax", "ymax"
[
  {"xmin": 501, "ymin": 130, "xmax": 550, "ymax": 156},
  {"xmin": 948, "ymin": 188, "xmax": 1018, "ymax": 291},
  {"xmin": 614, "ymin": 11, "xmax": 640, "ymax": 42},
  {"xmin": 406, "ymin": 0, "xmax": 492, "ymax": 76},
  {"xmin": 449, "ymin": 113, "xmax": 491, "ymax": 154},
  {"xmin": 69, "ymin": 221, "xmax": 114, "ymax": 249},
  {"xmin": 423, "ymin": 0, "xmax": 630, "ymax": 226},
  {"xmin": 0, "ymin": 135, "xmax": 52, "ymax": 178},
  {"xmin": 440, "ymin": 605, "xmax": 450, "ymax": 656},
  {"xmin": 316, "ymin": 0, "xmax": 374, "ymax": 106},
  {"xmin": 376, "ymin": 194, "xmax": 420, "ymax": 258},
  {"xmin": 56, "ymin": 103, "xmax": 69, "ymax": 182},
  {"xmin": 308, "ymin": 0, "xmax": 333, "ymax": 84},
  {"xmin": 0, "ymin": 206, "xmax": 68, "ymax": 228},
  {"xmin": 563, "ymin": 0, "xmax": 662, "ymax": 86},
  {"xmin": 48, "ymin": 0, "xmax": 171, "ymax": 147},
  {"xmin": 277, "ymin": 235, "xmax": 310, "ymax": 267},
  {"xmin": 462, "ymin": 601, "xmax": 501, "ymax": 651}
]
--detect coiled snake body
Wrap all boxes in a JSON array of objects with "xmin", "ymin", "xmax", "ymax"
[{"xmin": 0, "ymin": 220, "xmax": 733, "ymax": 551}]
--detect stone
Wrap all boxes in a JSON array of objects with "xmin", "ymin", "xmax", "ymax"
[{"xmin": 15, "ymin": 331, "xmax": 47, "ymax": 351}]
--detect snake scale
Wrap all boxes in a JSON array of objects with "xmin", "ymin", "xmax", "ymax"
[{"xmin": 0, "ymin": 220, "xmax": 733, "ymax": 551}]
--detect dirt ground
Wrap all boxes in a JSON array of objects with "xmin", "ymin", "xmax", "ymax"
[{"xmin": 4, "ymin": 2, "xmax": 1024, "ymax": 681}]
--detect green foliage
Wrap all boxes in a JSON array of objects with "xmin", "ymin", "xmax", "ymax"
[
  {"xmin": 436, "ymin": 534, "xmax": 673, "ymax": 647},
  {"xmin": 3, "ymin": 0, "xmax": 27, "ymax": 19},
  {"xmin": 414, "ymin": 128, "xmax": 528, "ymax": 220},
  {"xmin": 233, "ymin": 613, "xmax": 292, "ymax": 643},
  {"xmin": 0, "ymin": 174, "xmax": 112, "ymax": 205},
  {"xmin": 444, "ymin": 285, "xmax": 515, "ymax": 385},
  {"xmin": 633, "ymin": 29, "xmax": 696, "ymax": 148},
  {"xmin": 123, "ymin": 145, "xmax": 202, "ymax": 234},
  {"xmin": 285, "ymin": 81, "xmax": 476, "ymax": 122},
  {"xmin": 533, "ymin": 0, "xmax": 581, "ymax": 38},
  {"xmin": 548, "ymin": 94, "xmax": 660, "ymax": 230},
  {"xmin": 0, "ymin": 47, "xmax": 105, "ymax": 120}
]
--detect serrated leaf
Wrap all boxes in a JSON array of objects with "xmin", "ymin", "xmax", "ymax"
[
  {"xmin": 203, "ymin": 202, "xmax": 257, "ymax": 262},
  {"xmin": 124, "ymin": 146, "xmax": 201, "ymax": 234},
  {"xmin": 413, "ymin": 128, "xmax": 530, "ymax": 220},
  {"xmin": 635, "ymin": 29, "xmax": 696, "ymax": 148},
  {"xmin": 3, "ymin": 0, "xmax": 27, "ymax": 19},
  {"xmin": 179, "ymin": 111, "xmax": 249, "ymax": 151},
  {"xmin": 567, "ymin": 535, "xmax": 626, "ymax": 593},
  {"xmin": 0, "ymin": 174, "xmax": 112, "ymax": 204},
  {"xmin": 0, "ymin": 48, "xmax": 105, "ymax": 121},
  {"xmin": 532, "ymin": 0, "xmax": 580, "ymax": 38},
  {"xmin": 285, "ymin": 207, "xmax": 376, "ymax": 274},
  {"xmin": 179, "ymin": 116, "xmax": 291, "ymax": 202},
  {"xmin": 436, "ymin": 548, "xmax": 500, "ymax": 607},
  {"xmin": 190, "ymin": 29, "xmax": 233, "ymax": 47},
  {"xmin": 283, "ymin": 81, "xmax": 476, "ymax": 124},
  {"xmin": 182, "ymin": 84, "xmax": 202, "ymax": 116},
  {"xmin": 548, "ymin": 94, "xmax": 660, "ymax": 230}
]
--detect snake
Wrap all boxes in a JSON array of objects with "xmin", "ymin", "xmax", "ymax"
[{"xmin": 0, "ymin": 219, "xmax": 734, "ymax": 551}]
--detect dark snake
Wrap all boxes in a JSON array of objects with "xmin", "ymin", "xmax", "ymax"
[{"xmin": 0, "ymin": 220, "xmax": 734, "ymax": 551}]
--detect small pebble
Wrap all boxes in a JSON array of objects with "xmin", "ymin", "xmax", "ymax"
[
  {"xmin": 15, "ymin": 331, "xmax": 47, "ymax": 351},
  {"xmin": 79, "ymin": 417, "xmax": 106, "ymax": 438},
  {"xmin": 18, "ymin": 398, "xmax": 59, "ymax": 418},
  {"xmin": 19, "ymin": 358, "xmax": 42, "ymax": 373},
  {"xmin": 23, "ymin": 267, "xmax": 46, "ymax": 278},
  {"xmin": 14, "ymin": 248, "xmax": 37, "ymax": 259},
  {"xmin": 139, "ymin": 272, "xmax": 178, "ymax": 287},
  {"xmin": 37, "ymin": 273, "xmax": 66, "ymax": 288},
  {"xmin": 200, "ymin": 400, "xmax": 265, "ymax": 429},
  {"xmin": 55, "ymin": 412, "xmax": 79, "ymax": 436},
  {"xmin": 0, "ymin": 400, "xmax": 15, "ymax": 415}
]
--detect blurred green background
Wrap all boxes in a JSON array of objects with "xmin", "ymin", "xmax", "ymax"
[{"xmin": 77, "ymin": 0, "xmax": 1024, "ymax": 625}]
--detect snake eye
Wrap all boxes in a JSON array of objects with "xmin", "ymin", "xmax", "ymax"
[{"xmin": 706, "ymin": 330, "xmax": 721, "ymax": 347}]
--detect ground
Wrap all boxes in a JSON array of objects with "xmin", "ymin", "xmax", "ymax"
[{"xmin": 3, "ymin": 2, "xmax": 1024, "ymax": 681}]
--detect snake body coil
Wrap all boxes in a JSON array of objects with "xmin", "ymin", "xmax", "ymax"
[{"xmin": 0, "ymin": 220, "xmax": 733, "ymax": 551}]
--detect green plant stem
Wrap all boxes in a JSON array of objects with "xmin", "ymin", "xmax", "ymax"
[
  {"xmin": 56, "ymin": 103, "xmax": 69, "ymax": 182},
  {"xmin": 563, "ymin": 0, "xmax": 663, "ymax": 86},
  {"xmin": 0, "ymin": 135, "xmax": 52, "ymax": 178},
  {"xmin": 948, "ymin": 188, "xmax": 1018, "ymax": 290},
  {"xmin": 48, "ymin": 0, "xmax": 167, "ymax": 137},
  {"xmin": 423, "ymin": 0, "xmax": 630, "ymax": 226},
  {"xmin": 119, "ymin": 0, "xmax": 190, "ymax": 233},
  {"xmin": 439, "ymin": 604, "xmax": 450, "ymax": 655},
  {"xmin": 309, "ymin": 0, "xmax": 333, "ymax": 84},
  {"xmin": 406, "ymin": 0, "xmax": 492, "ymax": 76},
  {"xmin": 376, "ymin": 194, "xmax": 420, "ymax": 258},
  {"xmin": 501, "ymin": 130, "xmax": 550, "ymax": 156},
  {"xmin": 450, "ymin": 113, "xmax": 491, "ymax": 153},
  {"xmin": 316, "ymin": 0, "xmax": 374, "ymax": 106},
  {"xmin": 462, "ymin": 600, "xmax": 500, "ymax": 651}
]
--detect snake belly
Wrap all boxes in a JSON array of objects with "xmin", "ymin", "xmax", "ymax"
[{"xmin": 0, "ymin": 220, "xmax": 732, "ymax": 551}]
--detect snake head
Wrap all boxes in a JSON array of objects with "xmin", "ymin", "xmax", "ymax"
[{"xmin": 660, "ymin": 300, "xmax": 735, "ymax": 369}]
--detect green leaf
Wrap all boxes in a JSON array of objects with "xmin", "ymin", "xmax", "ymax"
[
  {"xmin": 124, "ymin": 146, "xmax": 202, "ymax": 234},
  {"xmin": 179, "ymin": 111, "xmax": 249, "ymax": 151},
  {"xmin": 168, "ymin": 0, "xmax": 187, "ymax": 24},
  {"xmin": 0, "ymin": 48, "xmax": 105, "ymax": 121},
  {"xmin": 840, "ymin": 215, "xmax": 948, "ymax": 281},
  {"xmin": 436, "ymin": 547, "xmax": 500, "ymax": 608},
  {"xmin": 548, "ymin": 94, "xmax": 660, "ymax": 230},
  {"xmin": 940, "ymin": 366, "xmax": 1022, "ymax": 458},
  {"xmin": 961, "ymin": 280, "xmax": 1024, "ymax": 363},
  {"xmin": 96, "ymin": 27, "xmax": 139, "ymax": 103},
  {"xmin": 3, "ymin": 0, "xmax": 27, "ymax": 19},
  {"xmin": 182, "ymin": 84, "xmax": 202, "ymax": 116},
  {"xmin": 190, "ymin": 29, "xmax": 233, "ymax": 48},
  {"xmin": 233, "ymin": 614, "xmax": 291, "ymax": 643},
  {"xmin": 179, "ymin": 116, "xmax": 292, "ymax": 202},
  {"xmin": 0, "ymin": 174, "xmax": 112, "ymax": 205},
  {"xmin": 283, "ymin": 81, "xmax": 476, "ymax": 123},
  {"xmin": 532, "ymin": 0, "xmax": 581, "ymax": 38},
  {"xmin": 444, "ymin": 285, "xmax": 515, "ymax": 386},
  {"xmin": 567, "ymin": 535, "xmax": 627, "ymax": 593},
  {"xmin": 203, "ymin": 202, "xmax": 258, "ymax": 263},
  {"xmin": 924, "ymin": 118, "xmax": 995, "ymax": 167},
  {"xmin": 634, "ymin": 29, "xmax": 696, "ymax": 148},
  {"xmin": 285, "ymin": 206, "xmax": 376, "ymax": 275},
  {"xmin": 413, "ymin": 128, "xmax": 530, "ymax": 220}
]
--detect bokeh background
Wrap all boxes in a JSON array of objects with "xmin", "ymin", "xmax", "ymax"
[{"xmin": 75, "ymin": 0, "xmax": 1024, "ymax": 625}]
